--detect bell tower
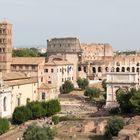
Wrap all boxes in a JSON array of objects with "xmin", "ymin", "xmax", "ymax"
[{"xmin": 0, "ymin": 20, "xmax": 12, "ymax": 73}]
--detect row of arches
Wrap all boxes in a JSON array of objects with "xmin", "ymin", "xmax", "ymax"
[{"xmin": 92, "ymin": 66, "xmax": 140, "ymax": 73}]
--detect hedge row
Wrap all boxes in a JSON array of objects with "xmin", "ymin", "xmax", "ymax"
[
  {"xmin": 12, "ymin": 99, "xmax": 61, "ymax": 124},
  {"xmin": 0, "ymin": 118, "xmax": 9, "ymax": 135}
]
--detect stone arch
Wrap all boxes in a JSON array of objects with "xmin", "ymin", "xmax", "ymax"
[
  {"xmin": 121, "ymin": 67, "xmax": 125, "ymax": 72},
  {"xmin": 116, "ymin": 67, "xmax": 120, "ymax": 72},
  {"xmin": 98, "ymin": 67, "xmax": 102, "ymax": 72},
  {"xmin": 111, "ymin": 67, "xmax": 115, "ymax": 72},
  {"xmin": 137, "ymin": 68, "xmax": 139, "ymax": 73},
  {"xmin": 105, "ymin": 67, "xmax": 109, "ymax": 72},
  {"xmin": 132, "ymin": 67, "xmax": 135, "ymax": 72},
  {"xmin": 127, "ymin": 67, "xmax": 130, "ymax": 72},
  {"xmin": 3, "ymin": 97, "xmax": 7, "ymax": 111},
  {"xmin": 136, "ymin": 63, "xmax": 140, "ymax": 66}
]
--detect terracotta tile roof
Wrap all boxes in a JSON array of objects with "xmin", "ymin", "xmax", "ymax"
[
  {"xmin": 5, "ymin": 77, "xmax": 38, "ymax": 86},
  {"xmin": 45, "ymin": 60, "xmax": 73, "ymax": 66},
  {"xmin": 12, "ymin": 57, "xmax": 45, "ymax": 65},
  {"xmin": 38, "ymin": 83, "xmax": 55, "ymax": 89},
  {"xmin": 3, "ymin": 72, "xmax": 27, "ymax": 81}
]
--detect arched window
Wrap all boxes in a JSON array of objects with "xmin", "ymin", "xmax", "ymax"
[
  {"xmin": 136, "ymin": 63, "xmax": 139, "ymax": 66},
  {"xmin": 132, "ymin": 67, "xmax": 135, "ymax": 72},
  {"xmin": 121, "ymin": 67, "xmax": 125, "ymax": 72},
  {"xmin": 116, "ymin": 67, "xmax": 120, "ymax": 72},
  {"xmin": 105, "ymin": 67, "xmax": 109, "ymax": 72},
  {"xmin": 127, "ymin": 67, "xmax": 130, "ymax": 72},
  {"xmin": 98, "ymin": 67, "xmax": 102, "ymax": 72},
  {"xmin": 3, "ymin": 97, "xmax": 7, "ymax": 111},
  {"xmin": 111, "ymin": 67, "xmax": 115, "ymax": 72},
  {"xmin": 137, "ymin": 68, "xmax": 139, "ymax": 73}
]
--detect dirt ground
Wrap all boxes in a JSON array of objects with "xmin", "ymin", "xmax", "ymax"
[{"xmin": 0, "ymin": 90, "xmax": 105, "ymax": 140}]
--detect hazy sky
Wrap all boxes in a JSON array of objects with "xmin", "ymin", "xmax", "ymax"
[{"xmin": 0, "ymin": 0, "xmax": 140, "ymax": 50}]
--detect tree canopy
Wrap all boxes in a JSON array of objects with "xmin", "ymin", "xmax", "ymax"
[
  {"xmin": 12, "ymin": 48, "xmax": 47, "ymax": 57},
  {"xmin": 23, "ymin": 124, "xmax": 56, "ymax": 140},
  {"xmin": 77, "ymin": 78, "xmax": 89, "ymax": 90}
]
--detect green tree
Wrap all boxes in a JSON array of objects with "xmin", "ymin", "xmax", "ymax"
[
  {"xmin": 23, "ymin": 124, "xmax": 56, "ymax": 140},
  {"xmin": 0, "ymin": 118, "xmax": 9, "ymax": 135},
  {"xmin": 12, "ymin": 106, "xmax": 32, "ymax": 124},
  {"xmin": 27, "ymin": 102, "xmax": 46, "ymax": 119},
  {"xmin": 84, "ymin": 87, "xmax": 100, "ymax": 98},
  {"xmin": 61, "ymin": 80, "xmax": 74, "ymax": 94},
  {"xmin": 12, "ymin": 48, "xmax": 42, "ymax": 57},
  {"xmin": 47, "ymin": 100, "xmax": 61, "ymax": 117},
  {"xmin": 77, "ymin": 78, "xmax": 89, "ymax": 90},
  {"xmin": 116, "ymin": 88, "xmax": 133, "ymax": 114},
  {"xmin": 52, "ymin": 116, "xmax": 59, "ymax": 125},
  {"xmin": 105, "ymin": 117, "xmax": 124, "ymax": 137},
  {"xmin": 129, "ymin": 89, "xmax": 140, "ymax": 114},
  {"xmin": 102, "ymin": 79, "xmax": 107, "ymax": 91}
]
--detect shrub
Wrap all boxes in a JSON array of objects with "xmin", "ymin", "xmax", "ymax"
[
  {"xmin": 109, "ymin": 107, "xmax": 120, "ymax": 115},
  {"xmin": 13, "ymin": 106, "xmax": 32, "ymax": 124},
  {"xmin": 77, "ymin": 78, "xmax": 89, "ymax": 90},
  {"xmin": 27, "ymin": 102, "xmax": 45, "ymax": 119},
  {"xmin": 23, "ymin": 124, "xmax": 56, "ymax": 140},
  {"xmin": 52, "ymin": 116, "xmax": 59, "ymax": 125},
  {"xmin": 59, "ymin": 116, "xmax": 81, "ymax": 122},
  {"xmin": 0, "ymin": 118, "xmax": 9, "ymax": 135},
  {"xmin": 61, "ymin": 80, "xmax": 74, "ymax": 94},
  {"xmin": 47, "ymin": 100, "xmax": 61, "ymax": 116},
  {"xmin": 84, "ymin": 87, "xmax": 100, "ymax": 98},
  {"xmin": 105, "ymin": 117, "xmax": 124, "ymax": 137},
  {"xmin": 41, "ymin": 101, "xmax": 48, "ymax": 116}
]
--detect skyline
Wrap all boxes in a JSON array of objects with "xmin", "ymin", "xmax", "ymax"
[{"xmin": 0, "ymin": 0, "xmax": 140, "ymax": 50}]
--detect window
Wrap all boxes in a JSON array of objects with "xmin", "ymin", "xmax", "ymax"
[
  {"xmin": 3, "ymin": 97, "xmax": 7, "ymax": 111},
  {"xmin": 32, "ymin": 65, "xmax": 36, "ymax": 70},
  {"xmin": 78, "ymin": 66, "xmax": 81, "ymax": 71},
  {"xmin": 25, "ymin": 66, "xmax": 29, "ymax": 70},
  {"xmin": 41, "ymin": 77, "xmax": 43, "ymax": 82},
  {"xmin": 132, "ymin": 67, "xmax": 135, "ymax": 72},
  {"xmin": 45, "ymin": 69, "xmax": 48, "ymax": 73},
  {"xmin": 13, "ymin": 65, "xmax": 16, "ymax": 69},
  {"xmin": 92, "ymin": 67, "xmax": 96, "ymax": 73},
  {"xmin": 51, "ymin": 69, "xmax": 53, "ymax": 73},
  {"xmin": 48, "ymin": 81, "xmax": 51, "ymax": 84},
  {"xmin": 116, "ymin": 67, "xmax": 120, "ymax": 72},
  {"xmin": 19, "ymin": 65, "xmax": 23, "ymax": 69},
  {"xmin": 62, "ymin": 78, "xmax": 64, "ymax": 82},
  {"xmin": 42, "ymin": 92, "xmax": 45, "ymax": 100},
  {"xmin": 17, "ymin": 98, "xmax": 20, "ymax": 106},
  {"xmin": 98, "ymin": 67, "xmax": 102, "ymax": 72}
]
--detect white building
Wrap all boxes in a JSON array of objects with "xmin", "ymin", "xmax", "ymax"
[{"xmin": 44, "ymin": 55, "xmax": 74, "ymax": 93}]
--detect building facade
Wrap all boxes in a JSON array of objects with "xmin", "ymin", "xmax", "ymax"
[
  {"xmin": 0, "ymin": 20, "xmax": 12, "ymax": 73},
  {"xmin": 47, "ymin": 37, "xmax": 82, "ymax": 85},
  {"xmin": 44, "ymin": 55, "xmax": 74, "ymax": 93}
]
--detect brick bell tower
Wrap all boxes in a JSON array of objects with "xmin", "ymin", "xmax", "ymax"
[{"xmin": 0, "ymin": 20, "xmax": 12, "ymax": 73}]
